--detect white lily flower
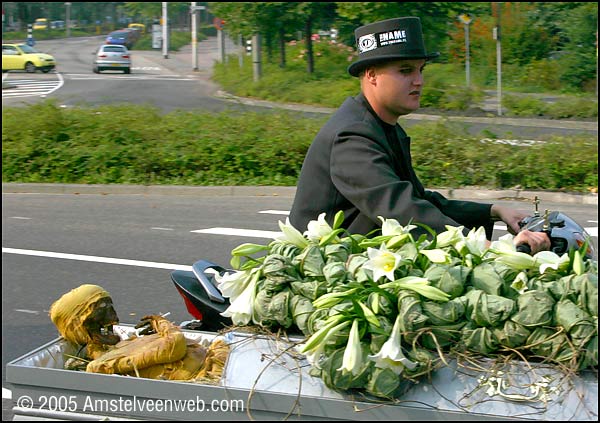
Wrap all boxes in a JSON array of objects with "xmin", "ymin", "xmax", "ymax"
[
  {"xmin": 220, "ymin": 272, "xmax": 258, "ymax": 325},
  {"xmin": 465, "ymin": 226, "xmax": 488, "ymax": 256},
  {"xmin": 489, "ymin": 233, "xmax": 517, "ymax": 254},
  {"xmin": 368, "ymin": 314, "xmax": 417, "ymax": 374},
  {"xmin": 214, "ymin": 269, "xmax": 252, "ymax": 300},
  {"xmin": 534, "ymin": 251, "xmax": 570, "ymax": 274},
  {"xmin": 337, "ymin": 319, "xmax": 363, "ymax": 376},
  {"xmin": 304, "ymin": 212, "xmax": 336, "ymax": 242},
  {"xmin": 277, "ymin": 218, "xmax": 309, "ymax": 249},
  {"xmin": 378, "ymin": 216, "xmax": 416, "ymax": 236},
  {"xmin": 421, "ymin": 248, "xmax": 452, "ymax": 264},
  {"xmin": 362, "ymin": 243, "xmax": 402, "ymax": 282},
  {"xmin": 572, "ymin": 250, "xmax": 584, "ymax": 276},
  {"xmin": 487, "ymin": 234, "xmax": 536, "ymax": 270},
  {"xmin": 494, "ymin": 250, "xmax": 537, "ymax": 270},
  {"xmin": 510, "ymin": 271, "xmax": 529, "ymax": 294},
  {"xmin": 436, "ymin": 225, "xmax": 465, "ymax": 248}
]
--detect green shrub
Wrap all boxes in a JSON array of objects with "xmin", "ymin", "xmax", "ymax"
[
  {"xmin": 518, "ymin": 59, "xmax": 563, "ymax": 91},
  {"xmin": 545, "ymin": 97, "xmax": 598, "ymax": 119},
  {"xmin": 2, "ymin": 101, "xmax": 597, "ymax": 193},
  {"xmin": 503, "ymin": 95, "xmax": 548, "ymax": 117}
]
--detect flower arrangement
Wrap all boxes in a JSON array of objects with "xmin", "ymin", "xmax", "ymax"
[{"xmin": 216, "ymin": 211, "xmax": 598, "ymax": 399}]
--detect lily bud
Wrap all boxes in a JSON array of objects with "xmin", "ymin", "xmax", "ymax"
[{"xmin": 337, "ymin": 319, "xmax": 363, "ymax": 376}]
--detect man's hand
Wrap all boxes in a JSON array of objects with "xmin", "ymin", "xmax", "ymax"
[
  {"xmin": 514, "ymin": 229, "xmax": 551, "ymax": 254},
  {"xmin": 491, "ymin": 204, "xmax": 530, "ymax": 235}
]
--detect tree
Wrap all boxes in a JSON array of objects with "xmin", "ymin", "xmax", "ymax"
[
  {"xmin": 335, "ymin": 2, "xmax": 469, "ymax": 61},
  {"xmin": 209, "ymin": 2, "xmax": 336, "ymax": 74},
  {"xmin": 558, "ymin": 2, "xmax": 598, "ymax": 90}
]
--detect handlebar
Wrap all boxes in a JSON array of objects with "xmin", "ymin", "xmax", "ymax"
[{"xmin": 515, "ymin": 243, "xmax": 532, "ymax": 254}]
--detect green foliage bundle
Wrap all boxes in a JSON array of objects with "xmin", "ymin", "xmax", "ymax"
[
  {"xmin": 2, "ymin": 101, "xmax": 597, "ymax": 194},
  {"xmin": 220, "ymin": 212, "xmax": 597, "ymax": 399}
]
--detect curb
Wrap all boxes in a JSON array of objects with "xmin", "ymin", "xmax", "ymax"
[{"xmin": 2, "ymin": 183, "xmax": 597, "ymax": 205}]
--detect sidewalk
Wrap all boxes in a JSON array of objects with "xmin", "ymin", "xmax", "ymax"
[{"xmin": 2, "ymin": 183, "xmax": 597, "ymax": 205}]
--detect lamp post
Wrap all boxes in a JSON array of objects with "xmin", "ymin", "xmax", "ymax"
[
  {"xmin": 458, "ymin": 14, "xmax": 472, "ymax": 88},
  {"xmin": 162, "ymin": 2, "xmax": 168, "ymax": 59},
  {"xmin": 493, "ymin": 2, "xmax": 502, "ymax": 116},
  {"xmin": 65, "ymin": 2, "xmax": 71, "ymax": 38}
]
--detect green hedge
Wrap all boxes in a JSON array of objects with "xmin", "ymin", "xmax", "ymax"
[{"xmin": 2, "ymin": 101, "xmax": 597, "ymax": 193}]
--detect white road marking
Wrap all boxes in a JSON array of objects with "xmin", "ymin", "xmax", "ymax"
[
  {"xmin": 151, "ymin": 227, "xmax": 174, "ymax": 231},
  {"xmin": 1, "ymin": 248, "xmax": 192, "ymax": 271},
  {"xmin": 9, "ymin": 216, "xmax": 32, "ymax": 220},
  {"xmin": 1, "ymin": 72, "xmax": 64, "ymax": 98},
  {"xmin": 3, "ymin": 387, "xmax": 11, "ymax": 400},
  {"xmin": 68, "ymin": 75, "xmax": 196, "ymax": 81},
  {"xmin": 191, "ymin": 227, "xmax": 281, "ymax": 239},
  {"xmin": 259, "ymin": 210, "xmax": 290, "ymax": 215},
  {"xmin": 14, "ymin": 309, "xmax": 39, "ymax": 314}
]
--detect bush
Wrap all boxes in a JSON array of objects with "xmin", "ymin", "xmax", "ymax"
[
  {"xmin": 2, "ymin": 101, "xmax": 597, "ymax": 193},
  {"xmin": 503, "ymin": 95, "xmax": 548, "ymax": 117}
]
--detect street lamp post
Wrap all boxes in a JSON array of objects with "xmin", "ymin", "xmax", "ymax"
[
  {"xmin": 162, "ymin": 2, "xmax": 168, "ymax": 59},
  {"xmin": 458, "ymin": 14, "xmax": 472, "ymax": 88},
  {"xmin": 65, "ymin": 2, "xmax": 71, "ymax": 38},
  {"xmin": 493, "ymin": 2, "xmax": 502, "ymax": 116}
]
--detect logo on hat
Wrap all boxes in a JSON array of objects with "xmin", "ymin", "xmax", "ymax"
[
  {"xmin": 379, "ymin": 29, "xmax": 407, "ymax": 46},
  {"xmin": 358, "ymin": 34, "xmax": 377, "ymax": 53}
]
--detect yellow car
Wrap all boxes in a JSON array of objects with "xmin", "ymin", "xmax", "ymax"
[
  {"xmin": 128, "ymin": 23, "xmax": 146, "ymax": 33},
  {"xmin": 33, "ymin": 18, "xmax": 49, "ymax": 30},
  {"xmin": 2, "ymin": 43, "xmax": 57, "ymax": 73}
]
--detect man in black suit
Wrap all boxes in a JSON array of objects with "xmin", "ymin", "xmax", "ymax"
[{"xmin": 289, "ymin": 17, "xmax": 549, "ymax": 252}]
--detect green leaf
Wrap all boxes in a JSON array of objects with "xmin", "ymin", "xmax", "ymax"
[
  {"xmin": 231, "ymin": 242, "xmax": 269, "ymax": 256},
  {"xmin": 319, "ymin": 228, "xmax": 345, "ymax": 247}
]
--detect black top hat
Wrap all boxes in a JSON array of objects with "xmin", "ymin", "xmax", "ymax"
[{"xmin": 347, "ymin": 17, "xmax": 439, "ymax": 77}]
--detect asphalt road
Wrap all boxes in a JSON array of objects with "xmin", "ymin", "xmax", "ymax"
[
  {"xmin": 2, "ymin": 190, "xmax": 598, "ymax": 419},
  {"xmin": 2, "ymin": 36, "xmax": 597, "ymax": 139}
]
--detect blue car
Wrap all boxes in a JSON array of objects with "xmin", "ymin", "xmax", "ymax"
[{"xmin": 105, "ymin": 30, "xmax": 136, "ymax": 49}]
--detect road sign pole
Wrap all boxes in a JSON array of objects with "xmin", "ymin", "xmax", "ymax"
[
  {"xmin": 458, "ymin": 14, "xmax": 472, "ymax": 88},
  {"xmin": 27, "ymin": 23, "xmax": 35, "ymax": 46},
  {"xmin": 190, "ymin": 3, "xmax": 205, "ymax": 71}
]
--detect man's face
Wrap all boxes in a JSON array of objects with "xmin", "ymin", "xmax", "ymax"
[{"xmin": 367, "ymin": 59, "xmax": 426, "ymax": 119}]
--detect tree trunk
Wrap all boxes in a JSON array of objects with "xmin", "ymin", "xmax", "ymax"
[
  {"xmin": 278, "ymin": 27, "xmax": 286, "ymax": 68},
  {"xmin": 305, "ymin": 17, "xmax": 314, "ymax": 74},
  {"xmin": 266, "ymin": 31, "xmax": 273, "ymax": 64}
]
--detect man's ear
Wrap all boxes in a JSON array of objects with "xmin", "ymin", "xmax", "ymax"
[{"xmin": 363, "ymin": 66, "xmax": 378, "ymax": 85}]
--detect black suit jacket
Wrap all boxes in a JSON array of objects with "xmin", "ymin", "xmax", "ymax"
[{"xmin": 289, "ymin": 93, "xmax": 494, "ymax": 238}]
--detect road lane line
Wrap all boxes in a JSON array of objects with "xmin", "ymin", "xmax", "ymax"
[
  {"xmin": 191, "ymin": 227, "xmax": 281, "ymax": 239},
  {"xmin": 15, "ymin": 309, "xmax": 39, "ymax": 314},
  {"xmin": 259, "ymin": 210, "xmax": 290, "ymax": 215},
  {"xmin": 1, "ymin": 248, "xmax": 192, "ymax": 271}
]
